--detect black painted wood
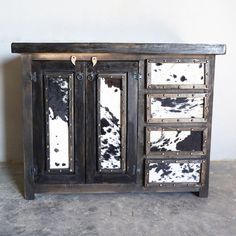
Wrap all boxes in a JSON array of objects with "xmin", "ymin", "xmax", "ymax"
[
  {"xmin": 22, "ymin": 55, "xmax": 35, "ymax": 200},
  {"xmin": 11, "ymin": 43, "xmax": 226, "ymax": 55}
]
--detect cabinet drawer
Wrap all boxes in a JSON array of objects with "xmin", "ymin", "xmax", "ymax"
[
  {"xmin": 146, "ymin": 127, "xmax": 207, "ymax": 156},
  {"xmin": 146, "ymin": 58, "xmax": 209, "ymax": 89},
  {"xmin": 145, "ymin": 159, "xmax": 205, "ymax": 187},
  {"xmin": 146, "ymin": 93, "xmax": 208, "ymax": 123}
]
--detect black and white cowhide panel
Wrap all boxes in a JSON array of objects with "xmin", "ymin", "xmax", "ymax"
[
  {"xmin": 48, "ymin": 75, "xmax": 69, "ymax": 169},
  {"xmin": 150, "ymin": 63, "xmax": 204, "ymax": 85},
  {"xmin": 99, "ymin": 77, "xmax": 122, "ymax": 169},
  {"xmin": 148, "ymin": 162, "xmax": 201, "ymax": 183},
  {"xmin": 151, "ymin": 97, "xmax": 204, "ymax": 119},
  {"xmin": 150, "ymin": 130, "xmax": 203, "ymax": 152}
]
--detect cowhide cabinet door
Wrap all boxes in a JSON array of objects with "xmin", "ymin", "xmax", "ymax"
[
  {"xmin": 32, "ymin": 61, "xmax": 85, "ymax": 184},
  {"xmin": 86, "ymin": 61, "xmax": 139, "ymax": 183},
  {"xmin": 32, "ymin": 60, "xmax": 138, "ymax": 185}
]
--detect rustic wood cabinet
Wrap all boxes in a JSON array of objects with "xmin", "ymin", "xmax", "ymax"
[{"xmin": 11, "ymin": 43, "xmax": 226, "ymax": 199}]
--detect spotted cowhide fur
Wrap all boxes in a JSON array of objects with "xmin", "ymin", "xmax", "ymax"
[
  {"xmin": 48, "ymin": 76, "xmax": 69, "ymax": 169},
  {"xmin": 148, "ymin": 162, "xmax": 201, "ymax": 183},
  {"xmin": 150, "ymin": 130, "xmax": 203, "ymax": 152},
  {"xmin": 150, "ymin": 62, "xmax": 204, "ymax": 85},
  {"xmin": 151, "ymin": 96, "xmax": 204, "ymax": 119},
  {"xmin": 99, "ymin": 77, "xmax": 122, "ymax": 169}
]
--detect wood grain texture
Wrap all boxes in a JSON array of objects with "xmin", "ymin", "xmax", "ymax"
[
  {"xmin": 22, "ymin": 55, "xmax": 35, "ymax": 200},
  {"xmin": 11, "ymin": 43, "xmax": 226, "ymax": 55}
]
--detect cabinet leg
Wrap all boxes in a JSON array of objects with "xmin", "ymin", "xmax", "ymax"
[
  {"xmin": 24, "ymin": 180, "xmax": 35, "ymax": 200},
  {"xmin": 195, "ymin": 188, "xmax": 209, "ymax": 198}
]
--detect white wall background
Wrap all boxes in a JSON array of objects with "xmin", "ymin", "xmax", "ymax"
[{"xmin": 0, "ymin": 0, "xmax": 235, "ymax": 162}]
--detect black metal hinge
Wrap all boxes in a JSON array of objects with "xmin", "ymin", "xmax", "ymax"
[
  {"xmin": 30, "ymin": 72, "xmax": 37, "ymax": 82},
  {"xmin": 134, "ymin": 72, "xmax": 142, "ymax": 80}
]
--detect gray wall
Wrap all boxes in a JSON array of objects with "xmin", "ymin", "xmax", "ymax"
[{"xmin": 0, "ymin": 0, "xmax": 235, "ymax": 162}]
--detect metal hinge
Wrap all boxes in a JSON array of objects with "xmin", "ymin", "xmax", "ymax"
[
  {"xmin": 30, "ymin": 72, "xmax": 37, "ymax": 82},
  {"xmin": 134, "ymin": 72, "xmax": 142, "ymax": 80},
  {"xmin": 132, "ymin": 165, "xmax": 136, "ymax": 175},
  {"xmin": 31, "ymin": 166, "xmax": 38, "ymax": 177}
]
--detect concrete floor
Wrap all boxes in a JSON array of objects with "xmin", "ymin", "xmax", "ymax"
[{"xmin": 0, "ymin": 162, "xmax": 236, "ymax": 236}]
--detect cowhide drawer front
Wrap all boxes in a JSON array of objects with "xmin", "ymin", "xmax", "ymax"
[
  {"xmin": 146, "ymin": 58, "xmax": 209, "ymax": 89},
  {"xmin": 145, "ymin": 159, "xmax": 205, "ymax": 186},
  {"xmin": 146, "ymin": 127, "xmax": 207, "ymax": 156},
  {"xmin": 146, "ymin": 93, "xmax": 208, "ymax": 123}
]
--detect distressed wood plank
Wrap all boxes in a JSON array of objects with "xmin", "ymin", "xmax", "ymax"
[{"xmin": 12, "ymin": 43, "xmax": 226, "ymax": 55}]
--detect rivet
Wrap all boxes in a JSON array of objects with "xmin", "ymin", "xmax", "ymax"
[
  {"xmin": 177, "ymin": 94, "xmax": 180, "ymax": 97},
  {"xmin": 192, "ymin": 94, "xmax": 194, "ymax": 97},
  {"xmin": 206, "ymin": 60, "xmax": 209, "ymax": 63},
  {"xmin": 173, "ymin": 184, "xmax": 176, "ymax": 186},
  {"xmin": 70, "ymin": 169, "xmax": 73, "ymax": 172},
  {"xmin": 190, "ymin": 152, "xmax": 193, "ymax": 155},
  {"xmin": 163, "ymin": 59, "xmax": 166, "ymax": 63},
  {"xmin": 162, "ymin": 160, "xmax": 164, "ymax": 163},
  {"xmin": 162, "ymin": 153, "xmax": 165, "ymax": 155},
  {"xmin": 161, "ymin": 119, "xmax": 164, "ymax": 122},
  {"xmin": 159, "ymin": 184, "xmax": 163, "ymax": 186},
  {"xmin": 191, "ymin": 119, "xmax": 193, "ymax": 122},
  {"xmin": 176, "ymin": 152, "xmax": 179, "ymax": 155},
  {"xmin": 147, "ymin": 73, "xmax": 150, "ymax": 76},
  {"xmin": 177, "ymin": 119, "xmax": 179, "ymax": 122},
  {"xmin": 162, "ymin": 94, "xmax": 165, "ymax": 97},
  {"xmin": 193, "ymin": 59, "xmax": 196, "ymax": 63},
  {"xmin": 193, "ymin": 85, "xmax": 195, "ymax": 89},
  {"xmin": 177, "ymin": 59, "xmax": 181, "ymax": 63},
  {"xmin": 48, "ymin": 170, "xmax": 50, "ymax": 172}
]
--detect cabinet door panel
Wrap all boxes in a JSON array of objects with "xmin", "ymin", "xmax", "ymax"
[
  {"xmin": 97, "ymin": 74, "xmax": 126, "ymax": 172},
  {"xmin": 32, "ymin": 61, "xmax": 85, "ymax": 184},
  {"xmin": 45, "ymin": 73, "xmax": 73, "ymax": 171},
  {"xmin": 86, "ymin": 61, "xmax": 138, "ymax": 183}
]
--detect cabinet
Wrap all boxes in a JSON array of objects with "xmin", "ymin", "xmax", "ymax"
[{"xmin": 11, "ymin": 43, "xmax": 226, "ymax": 199}]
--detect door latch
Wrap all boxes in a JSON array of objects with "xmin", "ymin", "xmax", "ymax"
[
  {"xmin": 91, "ymin": 57, "xmax": 97, "ymax": 67},
  {"xmin": 70, "ymin": 55, "xmax": 76, "ymax": 66}
]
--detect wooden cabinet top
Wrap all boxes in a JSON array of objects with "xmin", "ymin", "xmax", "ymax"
[{"xmin": 11, "ymin": 43, "xmax": 226, "ymax": 55}]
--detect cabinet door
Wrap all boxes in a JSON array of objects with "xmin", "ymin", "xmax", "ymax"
[
  {"xmin": 86, "ymin": 61, "xmax": 139, "ymax": 183},
  {"xmin": 32, "ymin": 61, "xmax": 85, "ymax": 184}
]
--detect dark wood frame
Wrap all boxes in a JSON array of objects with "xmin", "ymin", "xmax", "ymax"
[{"xmin": 13, "ymin": 43, "xmax": 225, "ymax": 199}]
